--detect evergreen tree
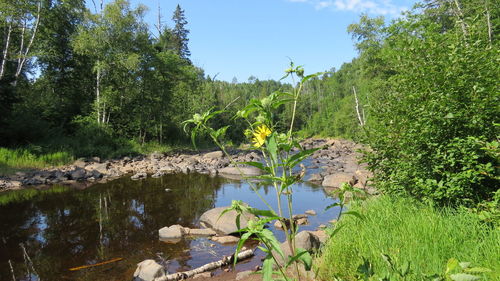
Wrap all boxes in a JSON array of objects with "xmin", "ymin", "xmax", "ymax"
[{"xmin": 171, "ymin": 4, "xmax": 190, "ymax": 61}]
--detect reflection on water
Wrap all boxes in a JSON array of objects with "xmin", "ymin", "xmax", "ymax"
[{"xmin": 0, "ymin": 172, "xmax": 338, "ymax": 281}]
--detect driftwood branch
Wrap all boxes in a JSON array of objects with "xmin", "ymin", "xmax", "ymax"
[{"xmin": 154, "ymin": 249, "xmax": 254, "ymax": 281}]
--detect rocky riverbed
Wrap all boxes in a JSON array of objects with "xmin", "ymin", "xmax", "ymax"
[{"xmin": 0, "ymin": 138, "xmax": 374, "ymax": 194}]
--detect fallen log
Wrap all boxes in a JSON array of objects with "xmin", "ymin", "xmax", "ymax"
[{"xmin": 154, "ymin": 249, "xmax": 254, "ymax": 281}]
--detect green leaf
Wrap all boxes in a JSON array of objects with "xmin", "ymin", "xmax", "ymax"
[
  {"xmin": 294, "ymin": 248, "xmax": 312, "ymax": 271},
  {"xmin": 259, "ymin": 229, "xmax": 284, "ymax": 260},
  {"xmin": 343, "ymin": 211, "xmax": 365, "ymax": 220},
  {"xmin": 267, "ymin": 133, "xmax": 278, "ymax": 164},
  {"xmin": 449, "ymin": 273, "xmax": 481, "ymax": 281},
  {"xmin": 328, "ymin": 225, "xmax": 344, "ymax": 238},
  {"xmin": 238, "ymin": 161, "xmax": 271, "ymax": 173},
  {"xmin": 459, "ymin": 262, "xmax": 471, "ymax": 269},
  {"xmin": 262, "ymin": 255, "xmax": 274, "ymax": 281},
  {"xmin": 357, "ymin": 257, "xmax": 374, "ymax": 278},
  {"xmin": 446, "ymin": 258, "xmax": 459, "ymax": 274},
  {"xmin": 247, "ymin": 207, "xmax": 278, "ymax": 218},
  {"xmin": 325, "ymin": 202, "xmax": 341, "ymax": 211},
  {"xmin": 234, "ymin": 232, "xmax": 252, "ymax": 265},
  {"xmin": 287, "ymin": 147, "xmax": 320, "ymax": 169},
  {"xmin": 464, "ymin": 267, "xmax": 492, "ymax": 273}
]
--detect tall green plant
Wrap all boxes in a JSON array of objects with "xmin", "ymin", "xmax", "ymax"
[{"xmin": 184, "ymin": 63, "xmax": 323, "ymax": 280}]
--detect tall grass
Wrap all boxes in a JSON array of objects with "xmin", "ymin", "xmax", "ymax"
[
  {"xmin": 0, "ymin": 147, "xmax": 74, "ymax": 175},
  {"xmin": 316, "ymin": 196, "xmax": 500, "ymax": 280}
]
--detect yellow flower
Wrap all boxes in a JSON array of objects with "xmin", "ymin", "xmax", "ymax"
[{"xmin": 252, "ymin": 125, "xmax": 272, "ymax": 148}]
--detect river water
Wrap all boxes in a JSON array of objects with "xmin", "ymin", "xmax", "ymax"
[{"xmin": 0, "ymin": 171, "xmax": 338, "ymax": 281}]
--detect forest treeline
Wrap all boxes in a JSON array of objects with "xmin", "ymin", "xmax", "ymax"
[{"xmin": 1, "ymin": 0, "xmax": 498, "ymax": 204}]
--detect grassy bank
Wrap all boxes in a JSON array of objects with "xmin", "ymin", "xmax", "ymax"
[
  {"xmin": 0, "ymin": 140, "xmax": 199, "ymax": 176},
  {"xmin": 0, "ymin": 147, "xmax": 74, "ymax": 175},
  {"xmin": 316, "ymin": 196, "xmax": 500, "ymax": 280}
]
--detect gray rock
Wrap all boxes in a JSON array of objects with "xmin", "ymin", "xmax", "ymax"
[
  {"xmin": 149, "ymin": 152, "xmax": 163, "ymax": 160},
  {"xmin": 86, "ymin": 162, "xmax": 109, "ymax": 174},
  {"xmin": 199, "ymin": 207, "xmax": 256, "ymax": 235},
  {"xmin": 73, "ymin": 158, "xmax": 87, "ymax": 168},
  {"xmin": 133, "ymin": 259, "xmax": 167, "ymax": 281},
  {"xmin": 322, "ymin": 172, "xmax": 355, "ymax": 188},
  {"xmin": 70, "ymin": 168, "xmax": 86, "ymax": 181},
  {"xmin": 151, "ymin": 171, "xmax": 165, "ymax": 178},
  {"xmin": 159, "ymin": 165, "xmax": 175, "ymax": 173},
  {"xmin": 91, "ymin": 170, "xmax": 103, "ymax": 179},
  {"xmin": 131, "ymin": 172, "xmax": 147, "ymax": 180},
  {"xmin": 294, "ymin": 230, "xmax": 321, "ymax": 251},
  {"xmin": 203, "ymin": 151, "xmax": 223, "ymax": 159},
  {"xmin": 274, "ymin": 231, "xmax": 321, "ymax": 267},
  {"xmin": 307, "ymin": 173, "xmax": 323, "ymax": 182},
  {"xmin": 218, "ymin": 167, "xmax": 262, "ymax": 179},
  {"xmin": 308, "ymin": 230, "xmax": 328, "ymax": 244},
  {"xmin": 159, "ymin": 224, "xmax": 185, "ymax": 240},
  {"xmin": 305, "ymin": 209, "xmax": 316, "ymax": 216},
  {"xmin": 186, "ymin": 228, "xmax": 217, "ymax": 236}
]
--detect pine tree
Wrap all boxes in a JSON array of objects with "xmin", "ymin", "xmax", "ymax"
[{"xmin": 171, "ymin": 4, "xmax": 190, "ymax": 61}]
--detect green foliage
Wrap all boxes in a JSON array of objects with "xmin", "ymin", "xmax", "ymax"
[
  {"xmin": 362, "ymin": 1, "xmax": 499, "ymax": 205},
  {"xmin": 316, "ymin": 196, "xmax": 500, "ymax": 280}
]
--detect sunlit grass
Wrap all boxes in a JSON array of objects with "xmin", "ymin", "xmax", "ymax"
[
  {"xmin": 0, "ymin": 147, "xmax": 74, "ymax": 175},
  {"xmin": 316, "ymin": 195, "xmax": 500, "ymax": 280}
]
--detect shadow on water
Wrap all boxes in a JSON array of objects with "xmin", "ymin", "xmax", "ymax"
[{"xmin": 0, "ymin": 172, "xmax": 338, "ymax": 281}]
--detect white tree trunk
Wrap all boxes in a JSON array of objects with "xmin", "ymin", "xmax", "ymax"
[
  {"xmin": 485, "ymin": 0, "xmax": 492, "ymax": 47},
  {"xmin": 0, "ymin": 22, "xmax": 12, "ymax": 80},
  {"xmin": 352, "ymin": 86, "xmax": 365, "ymax": 126},
  {"xmin": 96, "ymin": 68, "xmax": 101, "ymax": 124},
  {"xmin": 15, "ymin": 1, "xmax": 41, "ymax": 80}
]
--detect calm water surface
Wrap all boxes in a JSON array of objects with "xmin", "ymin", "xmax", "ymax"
[{"xmin": 0, "ymin": 171, "xmax": 338, "ymax": 281}]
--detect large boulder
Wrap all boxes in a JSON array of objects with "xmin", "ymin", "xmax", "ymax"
[
  {"xmin": 133, "ymin": 259, "xmax": 166, "ymax": 281},
  {"xmin": 159, "ymin": 224, "xmax": 186, "ymax": 240},
  {"xmin": 322, "ymin": 172, "xmax": 355, "ymax": 188},
  {"xmin": 273, "ymin": 231, "xmax": 321, "ymax": 267},
  {"xmin": 199, "ymin": 207, "xmax": 256, "ymax": 235}
]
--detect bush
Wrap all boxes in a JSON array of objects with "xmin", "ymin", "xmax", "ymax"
[
  {"xmin": 316, "ymin": 196, "xmax": 500, "ymax": 280},
  {"xmin": 365, "ymin": 6, "xmax": 499, "ymax": 205}
]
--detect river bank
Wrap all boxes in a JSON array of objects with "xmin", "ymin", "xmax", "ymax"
[{"xmin": 0, "ymin": 138, "xmax": 375, "ymax": 195}]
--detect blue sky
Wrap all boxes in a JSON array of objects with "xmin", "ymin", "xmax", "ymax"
[{"xmin": 89, "ymin": 0, "xmax": 417, "ymax": 82}]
